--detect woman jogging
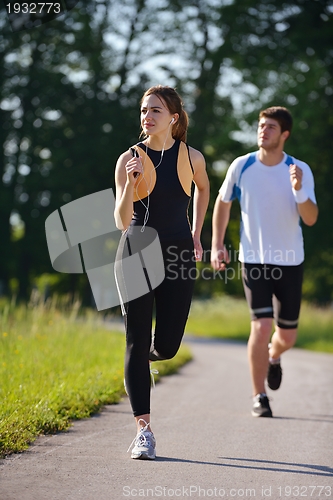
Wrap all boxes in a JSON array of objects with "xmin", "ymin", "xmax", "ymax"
[{"xmin": 114, "ymin": 85, "xmax": 209, "ymax": 459}]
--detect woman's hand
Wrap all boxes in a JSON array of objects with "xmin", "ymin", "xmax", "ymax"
[
  {"xmin": 192, "ymin": 233, "xmax": 203, "ymax": 262},
  {"xmin": 125, "ymin": 156, "xmax": 143, "ymax": 184}
]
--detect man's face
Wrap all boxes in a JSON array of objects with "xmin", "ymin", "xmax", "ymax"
[{"xmin": 257, "ymin": 117, "xmax": 287, "ymax": 150}]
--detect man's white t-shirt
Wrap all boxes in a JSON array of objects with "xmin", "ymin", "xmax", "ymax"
[{"xmin": 219, "ymin": 151, "xmax": 317, "ymax": 265}]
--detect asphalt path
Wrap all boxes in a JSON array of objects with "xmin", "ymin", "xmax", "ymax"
[{"xmin": 1, "ymin": 336, "xmax": 333, "ymax": 500}]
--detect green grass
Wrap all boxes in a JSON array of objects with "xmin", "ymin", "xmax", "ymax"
[
  {"xmin": 186, "ymin": 296, "xmax": 333, "ymax": 353},
  {"xmin": 186, "ymin": 297, "xmax": 250, "ymax": 342},
  {"xmin": 0, "ymin": 295, "xmax": 192, "ymax": 458}
]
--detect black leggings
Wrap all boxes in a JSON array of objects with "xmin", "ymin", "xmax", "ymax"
[{"xmin": 124, "ymin": 238, "xmax": 196, "ymax": 417}]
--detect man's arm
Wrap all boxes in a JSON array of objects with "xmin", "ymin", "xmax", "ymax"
[
  {"xmin": 289, "ymin": 164, "xmax": 318, "ymax": 226},
  {"xmin": 211, "ymin": 196, "xmax": 232, "ymax": 270},
  {"xmin": 297, "ymin": 199, "xmax": 318, "ymax": 226}
]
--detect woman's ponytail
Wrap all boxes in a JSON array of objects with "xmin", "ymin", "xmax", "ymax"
[{"xmin": 172, "ymin": 109, "xmax": 189, "ymax": 142}]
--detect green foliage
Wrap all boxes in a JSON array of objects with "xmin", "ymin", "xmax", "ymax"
[
  {"xmin": 219, "ymin": 0, "xmax": 333, "ymax": 302},
  {"xmin": 0, "ymin": 0, "xmax": 332, "ymax": 302},
  {"xmin": 186, "ymin": 297, "xmax": 333, "ymax": 353},
  {"xmin": 186, "ymin": 296, "xmax": 250, "ymax": 342},
  {"xmin": 0, "ymin": 296, "xmax": 192, "ymax": 457}
]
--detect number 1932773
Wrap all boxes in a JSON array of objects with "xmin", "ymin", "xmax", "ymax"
[
  {"xmin": 6, "ymin": 3, "xmax": 62, "ymax": 14},
  {"xmin": 277, "ymin": 486, "xmax": 332, "ymax": 497}
]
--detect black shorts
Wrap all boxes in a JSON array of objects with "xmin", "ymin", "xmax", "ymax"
[{"xmin": 241, "ymin": 263, "xmax": 303, "ymax": 329}]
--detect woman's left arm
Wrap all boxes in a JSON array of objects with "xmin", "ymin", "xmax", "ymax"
[{"xmin": 189, "ymin": 147, "xmax": 210, "ymax": 261}]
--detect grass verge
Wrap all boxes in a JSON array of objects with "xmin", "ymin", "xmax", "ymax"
[
  {"xmin": 0, "ymin": 295, "xmax": 192, "ymax": 458},
  {"xmin": 186, "ymin": 296, "xmax": 333, "ymax": 353}
]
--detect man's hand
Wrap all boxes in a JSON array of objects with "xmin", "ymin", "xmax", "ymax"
[
  {"xmin": 210, "ymin": 245, "xmax": 230, "ymax": 271},
  {"xmin": 289, "ymin": 163, "xmax": 303, "ymax": 191}
]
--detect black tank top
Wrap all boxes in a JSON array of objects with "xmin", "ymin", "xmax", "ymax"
[{"xmin": 130, "ymin": 140, "xmax": 194, "ymax": 241}]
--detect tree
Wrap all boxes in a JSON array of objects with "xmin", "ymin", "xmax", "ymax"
[
  {"xmin": 216, "ymin": 0, "xmax": 333, "ymax": 301},
  {"xmin": 1, "ymin": 0, "xmax": 332, "ymax": 302}
]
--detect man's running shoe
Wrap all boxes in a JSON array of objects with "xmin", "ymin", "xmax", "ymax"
[
  {"xmin": 251, "ymin": 393, "xmax": 273, "ymax": 418},
  {"xmin": 267, "ymin": 361, "xmax": 282, "ymax": 390},
  {"xmin": 127, "ymin": 419, "xmax": 156, "ymax": 460}
]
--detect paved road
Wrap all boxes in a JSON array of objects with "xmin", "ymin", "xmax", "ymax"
[{"xmin": 1, "ymin": 337, "xmax": 333, "ymax": 500}]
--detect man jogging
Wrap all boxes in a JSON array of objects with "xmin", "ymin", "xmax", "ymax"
[{"xmin": 211, "ymin": 106, "xmax": 318, "ymax": 417}]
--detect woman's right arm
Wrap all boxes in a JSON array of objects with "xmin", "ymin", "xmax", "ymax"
[{"xmin": 114, "ymin": 151, "xmax": 143, "ymax": 230}]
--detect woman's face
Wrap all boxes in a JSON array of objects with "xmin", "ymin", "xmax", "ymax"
[{"xmin": 140, "ymin": 94, "xmax": 174, "ymax": 137}]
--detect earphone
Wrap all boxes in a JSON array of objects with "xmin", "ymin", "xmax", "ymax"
[{"xmin": 170, "ymin": 118, "xmax": 175, "ymax": 124}]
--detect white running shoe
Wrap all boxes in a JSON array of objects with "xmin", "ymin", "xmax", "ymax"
[{"xmin": 127, "ymin": 419, "xmax": 156, "ymax": 460}]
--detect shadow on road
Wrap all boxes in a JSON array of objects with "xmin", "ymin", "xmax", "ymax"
[
  {"xmin": 156, "ymin": 456, "xmax": 333, "ymax": 477},
  {"xmin": 273, "ymin": 415, "xmax": 333, "ymax": 423}
]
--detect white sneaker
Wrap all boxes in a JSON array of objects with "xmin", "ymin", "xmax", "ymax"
[{"xmin": 127, "ymin": 419, "xmax": 156, "ymax": 460}]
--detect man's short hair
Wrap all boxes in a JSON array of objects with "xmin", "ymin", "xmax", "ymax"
[{"xmin": 259, "ymin": 106, "xmax": 293, "ymax": 134}]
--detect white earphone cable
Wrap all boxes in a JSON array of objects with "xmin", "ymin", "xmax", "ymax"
[{"xmin": 135, "ymin": 122, "xmax": 173, "ymax": 232}]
